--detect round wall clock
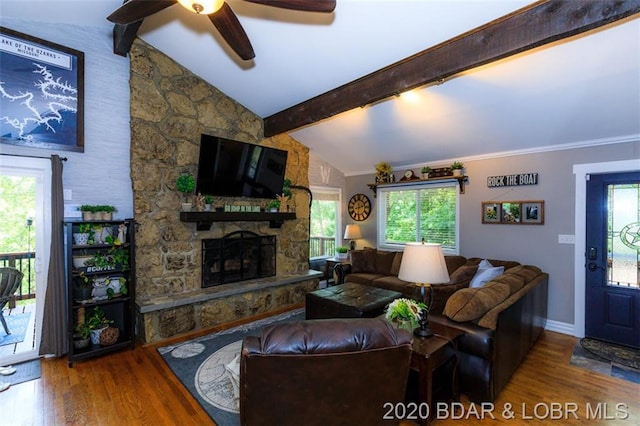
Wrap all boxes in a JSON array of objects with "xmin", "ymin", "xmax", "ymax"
[{"xmin": 348, "ymin": 193, "xmax": 372, "ymax": 221}]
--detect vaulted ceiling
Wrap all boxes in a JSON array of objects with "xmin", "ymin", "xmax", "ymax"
[{"xmin": 3, "ymin": 1, "xmax": 639, "ymax": 175}]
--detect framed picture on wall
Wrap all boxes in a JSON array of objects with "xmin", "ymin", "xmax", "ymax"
[
  {"xmin": 522, "ymin": 201, "xmax": 545, "ymax": 224},
  {"xmin": 0, "ymin": 26, "xmax": 84, "ymax": 152},
  {"xmin": 501, "ymin": 202, "xmax": 521, "ymax": 223},
  {"xmin": 482, "ymin": 202, "xmax": 501, "ymax": 223}
]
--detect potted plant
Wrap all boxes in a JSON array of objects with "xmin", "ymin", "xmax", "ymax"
[
  {"xmin": 73, "ymin": 223, "xmax": 94, "ymax": 245},
  {"xmin": 73, "ymin": 250, "xmax": 93, "ymax": 269},
  {"xmin": 80, "ymin": 205, "xmax": 99, "ymax": 220},
  {"xmin": 97, "ymin": 205, "xmax": 117, "ymax": 220},
  {"xmin": 107, "ymin": 276, "xmax": 128, "ymax": 299},
  {"xmin": 86, "ymin": 307, "xmax": 113, "ymax": 345},
  {"xmin": 384, "ymin": 298, "xmax": 427, "ymax": 332},
  {"xmin": 421, "ymin": 166, "xmax": 432, "ymax": 179},
  {"xmin": 73, "ymin": 321, "xmax": 92, "ymax": 349},
  {"xmin": 176, "ymin": 173, "xmax": 196, "ymax": 211},
  {"xmin": 73, "ymin": 272, "xmax": 93, "ymax": 302},
  {"xmin": 336, "ymin": 246, "xmax": 349, "ymax": 259},
  {"xmin": 266, "ymin": 199, "xmax": 280, "ymax": 212},
  {"xmin": 204, "ymin": 195, "xmax": 214, "ymax": 211},
  {"xmin": 450, "ymin": 161, "xmax": 464, "ymax": 177}
]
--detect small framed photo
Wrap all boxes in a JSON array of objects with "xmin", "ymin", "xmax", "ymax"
[
  {"xmin": 501, "ymin": 202, "xmax": 521, "ymax": 223},
  {"xmin": 482, "ymin": 202, "xmax": 501, "ymax": 223},
  {"xmin": 522, "ymin": 201, "xmax": 544, "ymax": 224}
]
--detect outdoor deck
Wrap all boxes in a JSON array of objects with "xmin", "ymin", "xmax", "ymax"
[{"xmin": 0, "ymin": 303, "xmax": 36, "ymax": 359}]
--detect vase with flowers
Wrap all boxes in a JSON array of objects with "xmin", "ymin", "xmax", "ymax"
[
  {"xmin": 375, "ymin": 161, "xmax": 394, "ymax": 183},
  {"xmin": 385, "ymin": 298, "xmax": 427, "ymax": 333}
]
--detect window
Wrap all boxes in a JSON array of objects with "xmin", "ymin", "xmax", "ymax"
[
  {"xmin": 377, "ymin": 182, "xmax": 459, "ymax": 253},
  {"xmin": 310, "ymin": 187, "xmax": 342, "ymax": 259}
]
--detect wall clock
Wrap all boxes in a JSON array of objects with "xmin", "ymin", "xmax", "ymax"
[{"xmin": 348, "ymin": 193, "xmax": 371, "ymax": 221}]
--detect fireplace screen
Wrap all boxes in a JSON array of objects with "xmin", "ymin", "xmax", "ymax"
[{"xmin": 202, "ymin": 231, "xmax": 276, "ymax": 287}]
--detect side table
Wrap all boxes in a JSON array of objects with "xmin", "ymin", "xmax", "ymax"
[
  {"xmin": 324, "ymin": 256, "xmax": 351, "ymax": 286},
  {"xmin": 410, "ymin": 321, "xmax": 464, "ymax": 426}
]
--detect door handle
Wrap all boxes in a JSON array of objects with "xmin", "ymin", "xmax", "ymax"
[{"xmin": 588, "ymin": 262, "xmax": 605, "ymax": 272}]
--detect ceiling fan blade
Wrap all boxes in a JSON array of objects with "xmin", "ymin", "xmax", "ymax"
[
  {"xmin": 209, "ymin": 3, "xmax": 255, "ymax": 60},
  {"xmin": 107, "ymin": 0, "xmax": 177, "ymax": 25},
  {"xmin": 243, "ymin": 0, "xmax": 336, "ymax": 13}
]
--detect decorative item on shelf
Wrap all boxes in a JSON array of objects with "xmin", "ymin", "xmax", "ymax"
[
  {"xmin": 266, "ymin": 199, "xmax": 280, "ymax": 212},
  {"xmin": 79, "ymin": 205, "xmax": 117, "ymax": 221},
  {"xmin": 375, "ymin": 161, "xmax": 394, "ymax": 183},
  {"xmin": 99, "ymin": 326, "xmax": 120, "ymax": 346},
  {"xmin": 193, "ymin": 192, "xmax": 206, "ymax": 212},
  {"xmin": 72, "ymin": 253, "xmax": 93, "ymax": 269},
  {"xmin": 400, "ymin": 170, "xmax": 419, "ymax": 181},
  {"xmin": 384, "ymin": 298, "xmax": 424, "ymax": 333},
  {"xmin": 276, "ymin": 178, "xmax": 293, "ymax": 212},
  {"xmin": 450, "ymin": 161, "xmax": 464, "ymax": 177},
  {"xmin": 204, "ymin": 195, "xmax": 214, "ymax": 211},
  {"xmin": 73, "ymin": 318, "xmax": 91, "ymax": 350},
  {"xmin": 91, "ymin": 277, "xmax": 110, "ymax": 301},
  {"xmin": 398, "ymin": 242, "xmax": 450, "ymax": 337},
  {"xmin": 117, "ymin": 223, "xmax": 127, "ymax": 243},
  {"xmin": 343, "ymin": 224, "xmax": 362, "ymax": 251},
  {"xmin": 72, "ymin": 224, "xmax": 91, "ymax": 245},
  {"xmin": 421, "ymin": 166, "xmax": 432, "ymax": 179},
  {"xmin": 335, "ymin": 246, "xmax": 349, "ymax": 259},
  {"xmin": 73, "ymin": 272, "xmax": 93, "ymax": 302},
  {"xmin": 176, "ymin": 172, "xmax": 196, "ymax": 211},
  {"xmin": 85, "ymin": 307, "xmax": 113, "ymax": 345},
  {"xmin": 106, "ymin": 276, "xmax": 127, "ymax": 299}
]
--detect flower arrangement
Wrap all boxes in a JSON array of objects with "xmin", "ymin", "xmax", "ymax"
[
  {"xmin": 375, "ymin": 161, "xmax": 393, "ymax": 175},
  {"xmin": 385, "ymin": 298, "xmax": 427, "ymax": 323}
]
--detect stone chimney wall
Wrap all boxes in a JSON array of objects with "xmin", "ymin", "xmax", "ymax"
[{"xmin": 129, "ymin": 39, "xmax": 310, "ymax": 302}]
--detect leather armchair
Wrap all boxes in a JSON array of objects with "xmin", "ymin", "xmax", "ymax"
[{"xmin": 240, "ymin": 318, "xmax": 413, "ymax": 426}]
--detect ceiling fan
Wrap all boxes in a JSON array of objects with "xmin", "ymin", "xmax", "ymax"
[{"xmin": 107, "ymin": 0, "xmax": 336, "ymax": 60}]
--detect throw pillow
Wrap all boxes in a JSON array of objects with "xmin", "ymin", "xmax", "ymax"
[
  {"xmin": 375, "ymin": 251, "xmax": 397, "ymax": 275},
  {"xmin": 469, "ymin": 266, "xmax": 504, "ymax": 288},
  {"xmin": 447, "ymin": 265, "xmax": 479, "ymax": 284},
  {"xmin": 443, "ymin": 282, "xmax": 511, "ymax": 322},
  {"xmin": 349, "ymin": 249, "xmax": 377, "ymax": 273}
]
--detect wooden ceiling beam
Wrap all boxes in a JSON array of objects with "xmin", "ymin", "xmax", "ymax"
[
  {"xmin": 113, "ymin": 21, "xmax": 144, "ymax": 57},
  {"xmin": 264, "ymin": 0, "xmax": 640, "ymax": 137}
]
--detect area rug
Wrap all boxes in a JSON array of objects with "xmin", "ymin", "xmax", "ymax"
[
  {"xmin": 0, "ymin": 313, "xmax": 30, "ymax": 347},
  {"xmin": 1, "ymin": 359, "xmax": 41, "ymax": 386},
  {"xmin": 570, "ymin": 338, "xmax": 640, "ymax": 384},
  {"xmin": 158, "ymin": 309, "xmax": 305, "ymax": 426}
]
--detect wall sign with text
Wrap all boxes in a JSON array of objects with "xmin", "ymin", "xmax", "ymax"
[{"xmin": 487, "ymin": 173, "xmax": 538, "ymax": 187}]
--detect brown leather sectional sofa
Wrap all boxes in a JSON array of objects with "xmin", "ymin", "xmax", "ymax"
[{"xmin": 334, "ymin": 249, "xmax": 548, "ymax": 402}]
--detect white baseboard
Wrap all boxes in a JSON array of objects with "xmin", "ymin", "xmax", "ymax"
[{"xmin": 545, "ymin": 319, "xmax": 574, "ymax": 336}]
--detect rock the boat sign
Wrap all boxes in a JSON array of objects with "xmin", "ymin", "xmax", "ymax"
[{"xmin": 487, "ymin": 173, "xmax": 538, "ymax": 187}]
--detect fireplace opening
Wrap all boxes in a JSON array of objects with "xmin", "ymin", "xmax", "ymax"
[{"xmin": 202, "ymin": 231, "xmax": 276, "ymax": 287}]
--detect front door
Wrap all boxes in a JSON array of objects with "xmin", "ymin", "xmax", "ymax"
[{"xmin": 585, "ymin": 172, "xmax": 640, "ymax": 348}]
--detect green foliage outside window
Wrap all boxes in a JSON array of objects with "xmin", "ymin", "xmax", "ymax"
[{"xmin": 381, "ymin": 185, "xmax": 457, "ymax": 250}]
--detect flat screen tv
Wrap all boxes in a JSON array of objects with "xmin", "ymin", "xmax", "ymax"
[{"xmin": 196, "ymin": 135, "xmax": 288, "ymax": 199}]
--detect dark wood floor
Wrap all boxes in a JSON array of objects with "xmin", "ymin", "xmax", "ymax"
[{"xmin": 1, "ymin": 317, "xmax": 638, "ymax": 425}]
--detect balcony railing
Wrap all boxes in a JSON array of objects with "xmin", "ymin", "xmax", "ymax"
[
  {"xmin": 0, "ymin": 251, "xmax": 36, "ymax": 301},
  {"xmin": 310, "ymin": 236, "xmax": 336, "ymax": 259}
]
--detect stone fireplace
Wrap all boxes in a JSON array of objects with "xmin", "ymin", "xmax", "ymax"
[
  {"xmin": 202, "ymin": 231, "xmax": 276, "ymax": 287},
  {"xmin": 129, "ymin": 39, "xmax": 320, "ymax": 343}
]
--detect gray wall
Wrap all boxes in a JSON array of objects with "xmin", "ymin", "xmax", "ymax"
[
  {"xmin": 343, "ymin": 141, "xmax": 640, "ymax": 325},
  {"xmin": 0, "ymin": 18, "xmax": 133, "ymax": 219}
]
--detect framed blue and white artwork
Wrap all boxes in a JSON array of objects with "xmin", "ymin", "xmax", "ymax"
[{"xmin": 1, "ymin": 26, "xmax": 84, "ymax": 152}]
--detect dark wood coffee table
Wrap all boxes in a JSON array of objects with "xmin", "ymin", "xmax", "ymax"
[{"xmin": 410, "ymin": 321, "xmax": 464, "ymax": 426}]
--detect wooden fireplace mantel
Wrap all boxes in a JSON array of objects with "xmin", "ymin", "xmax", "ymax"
[{"xmin": 180, "ymin": 211, "xmax": 296, "ymax": 230}]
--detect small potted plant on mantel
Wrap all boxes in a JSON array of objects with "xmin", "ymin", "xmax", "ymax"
[{"xmin": 176, "ymin": 173, "xmax": 196, "ymax": 211}]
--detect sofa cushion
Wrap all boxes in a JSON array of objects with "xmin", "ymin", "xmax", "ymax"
[
  {"xmin": 390, "ymin": 252, "xmax": 403, "ymax": 276},
  {"xmin": 376, "ymin": 251, "xmax": 396, "ymax": 275},
  {"xmin": 466, "ymin": 257, "xmax": 520, "ymax": 270},
  {"xmin": 370, "ymin": 275, "xmax": 414, "ymax": 296},
  {"xmin": 445, "ymin": 256, "xmax": 468, "ymax": 275},
  {"xmin": 350, "ymin": 249, "xmax": 377, "ymax": 273},
  {"xmin": 443, "ymin": 281, "xmax": 511, "ymax": 322},
  {"xmin": 345, "ymin": 273, "xmax": 386, "ymax": 286}
]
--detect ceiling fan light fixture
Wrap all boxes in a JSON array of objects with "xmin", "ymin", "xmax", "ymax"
[{"xmin": 177, "ymin": 0, "xmax": 225, "ymax": 15}]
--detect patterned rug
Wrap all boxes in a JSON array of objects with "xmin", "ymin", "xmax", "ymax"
[
  {"xmin": 569, "ymin": 338, "xmax": 640, "ymax": 384},
  {"xmin": 157, "ymin": 309, "xmax": 304, "ymax": 426},
  {"xmin": 0, "ymin": 313, "xmax": 30, "ymax": 347}
]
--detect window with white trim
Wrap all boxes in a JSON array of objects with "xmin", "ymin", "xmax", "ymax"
[
  {"xmin": 309, "ymin": 187, "xmax": 342, "ymax": 259},
  {"xmin": 377, "ymin": 182, "xmax": 459, "ymax": 254}
]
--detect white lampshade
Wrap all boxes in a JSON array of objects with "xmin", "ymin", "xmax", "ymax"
[
  {"xmin": 177, "ymin": 0, "xmax": 224, "ymax": 14},
  {"xmin": 398, "ymin": 242, "xmax": 450, "ymax": 284},
  {"xmin": 344, "ymin": 224, "xmax": 362, "ymax": 240}
]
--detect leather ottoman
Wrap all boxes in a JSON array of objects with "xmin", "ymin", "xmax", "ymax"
[{"xmin": 305, "ymin": 282, "xmax": 402, "ymax": 319}]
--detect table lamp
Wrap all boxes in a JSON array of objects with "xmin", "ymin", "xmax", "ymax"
[
  {"xmin": 398, "ymin": 242, "xmax": 450, "ymax": 337},
  {"xmin": 343, "ymin": 224, "xmax": 362, "ymax": 251}
]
